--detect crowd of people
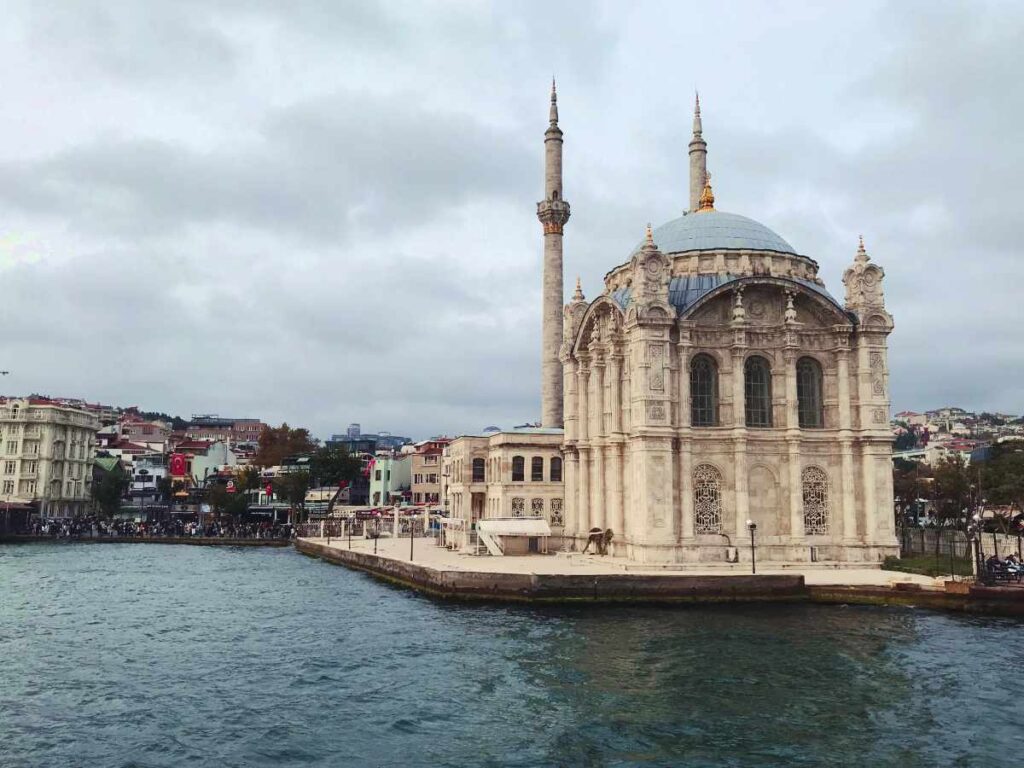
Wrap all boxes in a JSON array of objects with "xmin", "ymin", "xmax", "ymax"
[
  {"xmin": 15, "ymin": 517, "xmax": 294, "ymax": 541},
  {"xmin": 984, "ymin": 553, "xmax": 1024, "ymax": 582}
]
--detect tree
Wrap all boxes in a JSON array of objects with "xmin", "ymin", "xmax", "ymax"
[
  {"xmin": 208, "ymin": 482, "xmax": 248, "ymax": 520},
  {"xmin": 931, "ymin": 454, "xmax": 972, "ymax": 533},
  {"xmin": 980, "ymin": 440, "xmax": 1024, "ymax": 533},
  {"xmin": 92, "ymin": 466, "xmax": 130, "ymax": 518},
  {"xmin": 253, "ymin": 423, "xmax": 318, "ymax": 467},
  {"xmin": 155, "ymin": 475, "xmax": 173, "ymax": 502},
  {"xmin": 274, "ymin": 471, "xmax": 311, "ymax": 522},
  {"xmin": 893, "ymin": 460, "xmax": 927, "ymax": 521},
  {"xmin": 309, "ymin": 445, "xmax": 362, "ymax": 514}
]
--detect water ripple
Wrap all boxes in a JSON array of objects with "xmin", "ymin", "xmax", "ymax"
[{"xmin": 1, "ymin": 543, "xmax": 1020, "ymax": 767}]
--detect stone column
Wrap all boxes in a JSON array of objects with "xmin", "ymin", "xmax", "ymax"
[
  {"xmin": 862, "ymin": 446, "xmax": 877, "ymax": 541},
  {"xmin": 564, "ymin": 450, "xmax": 578, "ymax": 540},
  {"xmin": 609, "ymin": 351, "xmax": 623, "ymax": 434},
  {"xmin": 578, "ymin": 447, "xmax": 590, "ymax": 532},
  {"xmin": 784, "ymin": 348, "xmax": 805, "ymax": 544},
  {"xmin": 680, "ymin": 442, "xmax": 694, "ymax": 540},
  {"xmin": 577, "ymin": 360, "xmax": 590, "ymax": 443},
  {"xmin": 610, "ymin": 443, "xmax": 625, "ymax": 540},
  {"xmin": 837, "ymin": 346, "xmax": 857, "ymax": 541},
  {"xmin": 788, "ymin": 442, "xmax": 804, "ymax": 541},
  {"xmin": 563, "ymin": 359, "xmax": 578, "ymax": 443}
]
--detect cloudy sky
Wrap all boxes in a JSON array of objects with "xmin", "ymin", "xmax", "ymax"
[{"xmin": 1, "ymin": 1, "xmax": 1021, "ymax": 439}]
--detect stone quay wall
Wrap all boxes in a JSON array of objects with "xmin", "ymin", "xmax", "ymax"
[{"xmin": 295, "ymin": 538, "xmax": 807, "ymax": 603}]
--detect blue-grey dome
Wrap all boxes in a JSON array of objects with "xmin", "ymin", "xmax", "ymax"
[{"xmin": 635, "ymin": 211, "xmax": 796, "ymax": 255}]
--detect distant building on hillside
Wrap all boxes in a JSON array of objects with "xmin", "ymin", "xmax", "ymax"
[{"xmin": 185, "ymin": 415, "xmax": 266, "ymax": 445}]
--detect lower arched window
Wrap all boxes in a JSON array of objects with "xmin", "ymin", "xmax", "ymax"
[
  {"xmin": 471, "ymin": 458, "xmax": 485, "ymax": 483},
  {"xmin": 693, "ymin": 464, "xmax": 723, "ymax": 534},
  {"xmin": 511, "ymin": 456, "xmax": 524, "ymax": 482},
  {"xmin": 690, "ymin": 354, "xmax": 719, "ymax": 426},
  {"xmin": 797, "ymin": 357, "xmax": 824, "ymax": 428},
  {"xmin": 744, "ymin": 356, "xmax": 773, "ymax": 427},
  {"xmin": 802, "ymin": 467, "xmax": 829, "ymax": 535}
]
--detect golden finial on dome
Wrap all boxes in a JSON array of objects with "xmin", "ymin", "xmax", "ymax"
[
  {"xmin": 697, "ymin": 172, "xmax": 715, "ymax": 212},
  {"xmin": 645, "ymin": 222, "xmax": 653, "ymax": 244},
  {"xmin": 573, "ymin": 275, "xmax": 585, "ymax": 301}
]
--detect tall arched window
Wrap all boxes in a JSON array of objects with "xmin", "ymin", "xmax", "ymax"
[
  {"xmin": 690, "ymin": 354, "xmax": 719, "ymax": 427},
  {"xmin": 797, "ymin": 357, "xmax": 824, "ymax": 428},
  {"xmin": 471, "ymin": 458, "xmax": 485, "ymax": 483},
  {"xmin": 550, "ymin": 457, "xmax": 562, "ymax": 482},
  {"xmin": 802, "ymin": 466, "xmax": 829, "ymax": 535},
  {"xmin": 531, "ymin": 457, "xmax": 544, "ymax": 481},
  {"xmin": 511, "ymin": 456, "xmax": 525, "ymax": 482},
  {"xmin": 744, "ymin": 356, "xmax": 773, "ymax": 427},
  {"xmin": 693, "ymin": 464, "xmax": 723, "ymax": 534}
]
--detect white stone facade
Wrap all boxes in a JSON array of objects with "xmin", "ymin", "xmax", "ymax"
[
  {"xmin": 0, "ymin": 398, "xmax": 100, "ymax": 518},
  {"xmin": 558, "ymin": 217, "xmax": 897, "ymax": 563},
  {"xmin": 443, "ymin": 429, "xmax": 565, "ymax": 551}
]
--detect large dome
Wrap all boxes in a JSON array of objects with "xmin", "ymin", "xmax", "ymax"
[{"xmin": 635, "ymin": 210, "xmax": 796, "ymax": 255}]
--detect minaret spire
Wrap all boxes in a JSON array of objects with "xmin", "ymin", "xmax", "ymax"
[
  {"xmin": 549, "ymin": 77, "xmax": 559, "ymax": 126},
  {"xmin": 537, "ymin": 80, "xmax": 571, "ymax": 428},
  {"xmin": 688, "ymin": 91, "xmax": 708, "ymax": 212}
]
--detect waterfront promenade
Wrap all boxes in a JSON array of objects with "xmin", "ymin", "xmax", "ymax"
[
  {"xmin": 296, "ymin": 535, "xmax": 1024, "ymax": 615},
  {"xmin": 300, "ymin": 535, "xmax": 938, "ymax": 584}
]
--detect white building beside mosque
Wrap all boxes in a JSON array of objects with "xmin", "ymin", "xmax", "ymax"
[{"xmin": 446, "ymin": 87, "xmax": 897, "ymax": 565}]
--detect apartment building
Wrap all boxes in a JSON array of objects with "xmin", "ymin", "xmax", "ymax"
[
  {"xmin": 0, "ymin": 398, "xmax": 101, "ymax": 518},
  {"xmin": 410, "ymin": 438, "xmax": 450, "ymax": 506}
]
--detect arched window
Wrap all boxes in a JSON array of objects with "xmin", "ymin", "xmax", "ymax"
[
  {"xmin": 802, "ymin": 466, "xmax": 829, "ymax": 535},
  {"xmin": 511, "ymin": 456, "xmax": 524, "ymax": 482},
  {"xmin": 550, "ymin": 457, "xmax": 563, "ymax": 482},
  {"xmin": 693, "ymin": 464, "xmax": 723, "ymax": 534},
  {"xmin": 471, "ymin": 458, "xmax": 485, "ymax": 483},
  {"xmin": 690, "ymin": 354, "xmax": 719, "ymax": 427},
  {"xmin": 744, "ymin": 356, "xmax": 773, "ymax": 427},
  {"xmin": 797, "ymin": 357, "xmax": 824, "ymax": 428},
  {"xmin": 531, "ymin": 457, "xmax": 544, "ymax": 482}
]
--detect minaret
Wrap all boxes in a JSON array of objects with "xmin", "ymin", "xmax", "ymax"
[
  {"xmin": 688, "ymin": 92, "xmax": 707, "ymax": 212},
  {"xmin": 537, "ymin": 79, "xmax": 571, "ymax": 428}
]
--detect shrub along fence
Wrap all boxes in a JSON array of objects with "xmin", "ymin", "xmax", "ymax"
[{"xmin": 899, "ymin": 527, "xmax": 1023, "ymax": 560}]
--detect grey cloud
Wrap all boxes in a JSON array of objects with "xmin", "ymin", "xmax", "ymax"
[{"xmin": 1, "ymin": 0, "xmax": 1022, "ymax": 438}]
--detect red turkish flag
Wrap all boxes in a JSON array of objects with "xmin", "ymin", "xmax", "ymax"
[{"xmin": 169, "ymin": 454, "xmax": 187, "ymax": 476}]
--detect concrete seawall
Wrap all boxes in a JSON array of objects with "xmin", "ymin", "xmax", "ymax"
[
  {"xmin": 1, "ymin": 535, "xmax": 290, "ymax": 548},
  {"xmin": 296, "ymin": 538, "xmax": 1024, "ymax": 616},
  {"xmin": 295, "ymin": 538, "xmax": 808, "ymax": 603}
]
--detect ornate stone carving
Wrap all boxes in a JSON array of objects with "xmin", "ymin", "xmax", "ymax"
[
  {"xmin": 650, "ymin": 456, "xmax": 667, "ymax": 528},
  {"xmin": 693, "ymin": 464, "xmax": 723, "ymax": 534},
  {"xmin": 869, "ymin": 351, "xmax": 885, "ymax": 395},
  {"xmin": 647, "ymin": 403, "xmax": 666, "ymax": 422},
  {"xmin": 872, "ymin": 407, "xmax": 886, "ymax": 424},
  {"xmin": 550, "ymin": 498, "xmax": 564, "ymax": 527},
  {"xmin": 802, "ymin": 466, "xmax": 829, "ymax": 535}
]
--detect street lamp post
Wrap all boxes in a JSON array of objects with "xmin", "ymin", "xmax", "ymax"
[
  {"xmin": 410, "ymin": 513, "xmax": 415, "ymax": 562},
  {"xmin": 746, "ymin": 519, "xmax": 757, "ymax": 575}
]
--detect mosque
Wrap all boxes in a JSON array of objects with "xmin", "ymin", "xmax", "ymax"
[{"xmin": 444, "ymin": 86, "xmax": 898, "ymax": 565}]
